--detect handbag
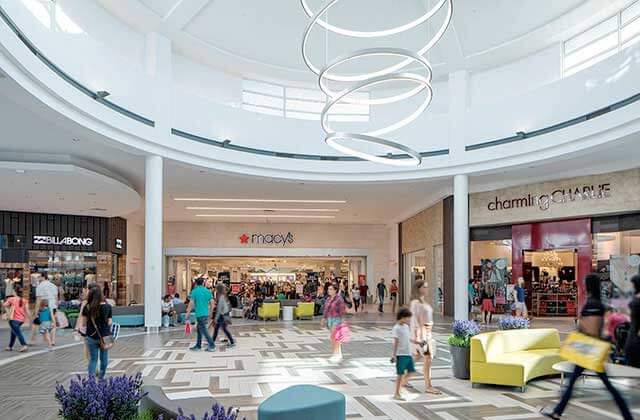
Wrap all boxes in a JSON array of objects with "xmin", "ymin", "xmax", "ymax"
[
  {"xmin": 559, "ymin": 331, "xmax": 611, "ymax": 372},
  {"xmin": 90, "ymin": 317, "xmax": 115, "ymax": 350}
]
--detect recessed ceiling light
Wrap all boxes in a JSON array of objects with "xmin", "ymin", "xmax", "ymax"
[
  {"xmin": 185, "ymin": 207, "xmax": 340, "ymax": 212},
  {"xmin": 88, "ymin": 192, "xmax": 96, "ymax": 196},
  {"xmin": 175, "ymin": 198, "xmax": 346, "ymax": 204},
  {"xmin": 195, "ymin": 214, "xmax": 335, "ymax": 219},
  {"xmin": 72, "ymin": 138, "xmax": 80, "ymax": 143},
  {"xmin": 15, "ymin": 169, "xmax": 25, "ymax": 174}
]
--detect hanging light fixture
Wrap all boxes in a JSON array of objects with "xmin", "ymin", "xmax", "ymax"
[{"xmin": 301, "ymin": 0, "xmax": 453, "ymax": 166}]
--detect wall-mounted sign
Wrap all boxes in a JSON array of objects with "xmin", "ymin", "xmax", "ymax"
[
  {"xmin": 115, "ymin": 238, "xmax": 123, "ymax": 249},
  {"xmin": 33, "ymin": 235, "xmax": 93, "ymax": 246},
  {"xmin": 487, "ymin": 183, "xmax": 611, "ymax": 212},
  {"xmin": 469, "ymin": 169, "xmax": 640, "ymax": 227},
  {"xmin": 239, "ymin": 232, "xmax": 295, "ymax": 246}
]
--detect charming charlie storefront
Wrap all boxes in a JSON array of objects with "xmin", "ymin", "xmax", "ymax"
[{"xmin": 469, "ymin": 169, "xmax": 640, "ymax": 317}]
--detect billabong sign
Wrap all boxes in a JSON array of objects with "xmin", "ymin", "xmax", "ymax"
[
  {"xmin": 33, "ymin": 235, "xmax": 93, "ymax": 246},
  {"xmin": 239, "ymin": 232, "xmax": 294, "ymax": 246}
]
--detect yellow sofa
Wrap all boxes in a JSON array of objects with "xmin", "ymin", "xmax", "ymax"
[
  {"xmin": 470, "ymin": 328, "xmax": 563, "ymax": 391},
  {"xmin": 258, "ymin": 302, "xmax": 280, "ymax": 321},
  {"xmin": 293, "ymin": 302, "xmax": 314, "ymax": 320}
]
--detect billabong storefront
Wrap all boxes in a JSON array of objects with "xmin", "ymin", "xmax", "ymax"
[
  {"xmin": 0, "ymin": 211, "xmax": 127, "ymax": 305},
  {"xmin": 469, "ymin": 169, "xmax": 640, "ymax": 318}
]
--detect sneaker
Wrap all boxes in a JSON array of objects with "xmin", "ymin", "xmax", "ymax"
[
  {"xmin": 205, "ymin": 346, "xmax": 216, "ymax": 352},
  {"xmin": 329, "ymin": 355, "xmax": 343, "ymax": 363},
  {"xmin": 227, "ymin": 343, "xmax": 236, "ymax": 349},
  {"xmin": 539, "ymin": 408, "xmax": 560, "ymax": 419},
  {"xmin": 189, "ymin": 346, "xmax": 202, "ymax": 351},
  {"xmin": 392, "ymin": 395, "xmax": 406, "ymax": 401}
]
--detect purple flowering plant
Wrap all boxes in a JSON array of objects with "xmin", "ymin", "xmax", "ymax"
[
  {"xmin": 176, "ymin": 404, "xmax": 245, "ymax": 420},
  {"xmin": 498, "ymin": 315, "xmax": 530, "ymax": 330},
  {"xmin": 55, "ymin": 373, "xmax": 145, "ymax": 420},
  {"xmin": 448, "ymin": 319, "xmax": 480, "ymax": 347}
]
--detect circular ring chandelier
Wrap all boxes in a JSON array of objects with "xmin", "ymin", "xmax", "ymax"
[{"xmin": 300, "ymin": 0, "xmax": 453, "ymax": 166}]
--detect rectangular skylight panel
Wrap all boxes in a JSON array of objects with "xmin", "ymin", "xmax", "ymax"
[
  {"xmin": 564, "ymin": 15, "xmax": 617, "ymax": 55},
  {"xmin": 286, "ymin": 98, "xmax": 325, "ymax": 113},
  {"xmin": 285, "ymin": 111, "xmax": 320, "ymax": 121},
  {"xmin": 286, "ymin": 87, "xmax": 326, "ymax": 102},
  {"xmin": 621, "ymin": 15, "xmax": 640, "ymax": 45},
  {"xmin": 242, "ymin": 104, "xmax": 284, "ymax": 117},
  {"xmin": 622, "ymin": 0, "xmax": 640, "ymax": 25},
  {"xmin": 242, "ymin": 91, "xmax": 284, "ymax": 109},
  {"xmin": 243, "ymin": 79, "xmax": 283, "ymax": 97},
  {"xmin": 563, "ymin": 31, "xmax": 618, "ymax": 69}
]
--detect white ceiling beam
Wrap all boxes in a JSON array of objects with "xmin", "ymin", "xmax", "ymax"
[{"xmin": 163, "ymin": 0, "xmax": 212, "ymax": 31}]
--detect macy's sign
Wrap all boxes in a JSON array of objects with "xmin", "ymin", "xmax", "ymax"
[{"xmin": 239, "ymin": 232, "xmax": 294, "ymax": 246}]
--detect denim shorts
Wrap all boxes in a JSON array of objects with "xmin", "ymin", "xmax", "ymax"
[
  {"xmin": 327, "ymin": 317, "xmax": 342, "ymax": 330},
  {"xmin": 39, "ymin": 321, "xmax": 53, "ymax": 334}
]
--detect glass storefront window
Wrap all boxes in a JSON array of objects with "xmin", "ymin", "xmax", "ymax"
[
  {"xmin": 470, "ymin": 240, "xmax": 513, "ymax": 315},
  {"xmin": 593, "ymin": 229, "xmax": 640, "ymax": 309},
  {"xmin": 28, "ymin": 251, "xmax": 97, "ymax": 301}
]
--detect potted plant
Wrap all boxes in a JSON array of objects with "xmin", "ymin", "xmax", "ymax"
[
  {"xmin": 448, "ymin": 320, "xmax": 480, "ymax": 379},
  {"xmin": 175, "ymin": 404, "xmax": 245, "ymax": 420},
  {"xmin": 497, "ymin": 315, "xmax": 530, "ymax": 330},
  {"xmin": 55, "ymin": 374, "xmax": 146, "ymax": 420}
]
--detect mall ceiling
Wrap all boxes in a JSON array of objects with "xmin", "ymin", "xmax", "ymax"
[
  {"xmin": 95, "ymin": 0, "xmax": 624, "ymax": 80},
  {"xmin": 1, "ymin": 62, "xmax": 639, "ymax": 225}
]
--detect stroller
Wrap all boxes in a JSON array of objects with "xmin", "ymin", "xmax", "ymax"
[{"xmin": 610, "ymin": 321, "xmax": 630, "ymax": 364}]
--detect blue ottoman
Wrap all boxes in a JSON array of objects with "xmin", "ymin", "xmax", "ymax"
[
  {"xmin": 258, "ymin": 385, "xmax": 345, "ymax": 420},
  {"xmin": 112, "ymin": 314, "xmax": 145, "ymax": 327}
]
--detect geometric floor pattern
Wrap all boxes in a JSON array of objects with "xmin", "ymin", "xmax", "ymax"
[{"xmin": 0, "ymin": 317, "xmax": 639, "ymax": 419}]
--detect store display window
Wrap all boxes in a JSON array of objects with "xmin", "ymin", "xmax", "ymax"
[
  {"xmin": 28, "ymin": 251, "xmax": 97, "ymax": 301},
  {"xmin": 524, "ymin": 249, "xmax": 577, "ymax": 317},
  {"xmin": 470, "ymin": 240, "xmax": 513, "ymax": 314}
]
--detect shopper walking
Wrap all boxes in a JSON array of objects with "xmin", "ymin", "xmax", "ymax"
[
  {"xmin": 410, "ymin": 279, "xmax": 441, "ymax": 395},
  {"xmin": 211, "ymin": 284, "xmax": 235, "ymax": 350},
  {"xmin": 322, "ymin": 283, "xmax": 346, "ymax": 362},
  {"xmin": 391, "ymin": 307, "xmax": 419, "ymax": 401},
  {"xmin": 81, "ymin": 287, "xmax": 113, "ymax": 379},
  {"xmin": 37, "ymin": 299, "xmax": 54, "ymax": 348},
  {"xmin": 186, "ymin": 277, "xmax": 215, "ymax": 352},
  {"xmin": 351, "ymin": 284, "xmax": 361, "ymax": 313},
  {"xmin": 624, "ymin": 274, "xmax": 640, "ymax": 368},
  {"xmin": 3, "ymin": 285, "xmax": 30, "ymax": 352},
  {"xmin": 513, "ymin": 278, "xmax": 528, "ymax": 318},
  {"xmin": 390, "ymin": 279, "xmax": 399, "ymax": 314},
  {"xmin": 541, "ymin": 274, "xmax": 633, "ymax": 420},
  {"xmin": 35, "ymin": 274, "xmax": 59, "ymax": 345},
  {"xmin": 377, "ymin": 278, "xmax": 387, "ymax": 313},
  {"xmin": 481, "ymin": 284, "xmax": 495, "ymax": 325}
]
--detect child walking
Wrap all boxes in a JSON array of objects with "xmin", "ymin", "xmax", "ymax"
[
  {"xmin": 391, "ymin": 307, "xmax": 420, "ymax": 401},
  {"xmin": 38, "ymin": 299, "xmax": 54, "ymax": 348}
]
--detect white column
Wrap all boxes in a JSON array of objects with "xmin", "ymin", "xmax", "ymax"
[
  {"xmin": 144, "ymin": 155, "xmax": 163, "ymax": 330},
  {"xmin": 454, "ymin": 174, "xmax": 469, "ymax": 320}
]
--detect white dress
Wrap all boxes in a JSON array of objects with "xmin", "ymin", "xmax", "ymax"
[{"xmin": 410, "ymin": 299, "xmax": 435, "ymax": 358}]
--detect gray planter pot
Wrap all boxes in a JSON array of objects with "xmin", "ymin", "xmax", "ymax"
[{"xmin": 450, "ymin": 345, "xmax": 470, "ymax": 379}]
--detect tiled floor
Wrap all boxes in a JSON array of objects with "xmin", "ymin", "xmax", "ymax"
[{"xmin": 0, "ymin": 313, "xmax": 638, "ymax": 419}]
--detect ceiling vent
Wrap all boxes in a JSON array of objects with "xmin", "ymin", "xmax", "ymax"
[{"xmin": 88, "ymin": 207, "xmax": 107, "ymax": 211}]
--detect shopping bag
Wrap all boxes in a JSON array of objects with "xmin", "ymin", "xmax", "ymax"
[
  {"xmin": 332, "ymin": 322, "xmax": 351, "ymax": 344},
  {"xmin": 56, "ymin": 311, "xmax": 69, "ymax": 329},
  {"xmin": 185, "ymin": 322, "xmax": 192, "ymax": 336},
  {"xmin": 559, "ymin": 331, "xmax": 611, "ymax": 372}
]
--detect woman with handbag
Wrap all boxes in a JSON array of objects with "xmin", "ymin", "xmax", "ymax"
[
  {"xmin": 321, "ymin": 283, "xmax": 346, "ymax": 363},
  {"xmin": 3, "ymin": 285, "xmax": 31, "ymax": 352},
  {"xmin": 542, "ymin": 274, "xmax": 632, "ymax": 420},
  {"xmin": 80, "ymin": 287, "xmax": 113, "ymax": 379},
  {"xmin": 210, "ymin": 284, "xmax": 235, "ymax": 350},
  {"xmin": 410, "ymin": 279, "xmax": 441, "ymax": 395},
  {"xmin": 625, "ymin": 274, "xmax": 640, "ymax": 368}
]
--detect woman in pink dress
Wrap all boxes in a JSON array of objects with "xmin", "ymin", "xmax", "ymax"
[{"xmin": 409, "ymin": 280, "xmax": 441, "ymax": 395}]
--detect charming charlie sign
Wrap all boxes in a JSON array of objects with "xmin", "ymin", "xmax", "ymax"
[
  {"xmin": 487, "ymin": 183, "xmax": 611, "ymax": 212},
  {"xmin": 469, "ymin": 169, "xmax": 640, "ymax": 227}
]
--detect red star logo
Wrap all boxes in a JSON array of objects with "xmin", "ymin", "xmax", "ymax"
[{"xmin": 239, "ymin": 234, "xmax": 249, "ymax": 244}]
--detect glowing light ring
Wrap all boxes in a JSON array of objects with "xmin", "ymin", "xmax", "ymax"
[
  {"xmin": 300, "ymin": 0, "xmax": 453, "ymax": 166},
  {"xmin": 318, "ymin": 48, "xmax": 433, "ymax": 105},
  {"xmin": 300, "ymin": 0, "xmax": 447, "ymax": 38},
  {"xmin": 321, "ymin": 72, "xmax": 433, "ymax": 138},
  {"xmin": 325, "ymin": 132, "xmax": 422, "ymax": 167},
  {"xmin": 302, "ymin": 0, "xmax": 452, "ymax": 81}
]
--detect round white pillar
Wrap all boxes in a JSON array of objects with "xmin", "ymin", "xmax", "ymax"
[
  {"xmin": 453, "ymin": 174, "xmax": 469, "ymax": 321},
  {"xmin": 144, "ymin": 155, "xmax": 163, "ymax": 330}
]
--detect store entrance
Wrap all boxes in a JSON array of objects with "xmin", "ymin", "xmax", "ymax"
[
  {"xmin": 167, "ymin": 256, "xmax": 367, "ymax": 301},
  {"xmin": 523, "ymin": 249, "xmax": 578, "ymax": 317}
]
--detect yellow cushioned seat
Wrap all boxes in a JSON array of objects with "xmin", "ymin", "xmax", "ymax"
[
  {"xmin": 471, "ymin": 328, "xmax": 562, "ymax": 389},
  {"xmin": 258, "ymin": 302, "xmax": 280, "ymax": 321}
]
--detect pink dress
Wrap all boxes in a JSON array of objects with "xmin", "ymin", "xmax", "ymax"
[{"xmin": 410, "ymin": 299, "xmax": 434, "ymax": 356}]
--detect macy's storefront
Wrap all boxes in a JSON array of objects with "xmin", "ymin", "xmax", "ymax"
[{"xmin": 161, "ymin": 222, "xmax": 397, "ymax": 300}]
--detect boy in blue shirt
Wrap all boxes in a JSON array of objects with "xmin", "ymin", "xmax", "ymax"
[{"xmin": 186, "ymin": 277, "xmax": 215, "ymax": 351}]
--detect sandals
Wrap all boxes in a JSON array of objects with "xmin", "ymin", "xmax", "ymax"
[
  {"xmin": 4, "ymin": 347, "xmax": 12, "ymax": 352},
  {"xmin": 19, "ymin": 346, "xmax": 28, "ymax": 353},
  {"xmin": 425, "ymin": 387, "xmax": 442, "ymax": 395}
]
